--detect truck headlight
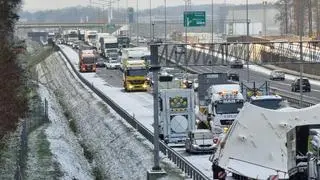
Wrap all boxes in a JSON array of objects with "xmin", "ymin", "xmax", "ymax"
[
  {"xmin": 143, "ymin": 84, "xmax": 148, "ymax": 88},
  {"xmin": 128, "ymin": 85, "xmax": 133, "ymax": 89}
]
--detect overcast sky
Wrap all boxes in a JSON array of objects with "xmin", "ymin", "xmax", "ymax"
[{"xmin": 23, "ymin": 0, "xmax": 277, "ymax": 12}]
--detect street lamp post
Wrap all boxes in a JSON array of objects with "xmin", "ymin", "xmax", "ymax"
[
  {"xmin": 150, "ymin": 0, "xmax": 152, "ymax": 42},
  {"xmin": 263, "ymin": 1, "xmax": 267, "ymax": 38},
  {"xmin": 299, "ymin": 0, "xmax": 304, "ymax": 108},
  {"xmin": 136, "ymin": 0, "xmax": 139, "ymax": 46},
  {"xmin": 246, "ymin": 0, "xmax": 250, "ymax": 82},
  {"xmin": 211, "ymin": 0, "xmax": 214, "ymax": 72},
  {"xmin": 164, "ymin": 0, "xmax": 167, "ymax": 43}
]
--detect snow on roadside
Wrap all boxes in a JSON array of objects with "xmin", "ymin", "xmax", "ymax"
[
  {"xmin": 39, "ymin": 52, "xmax": 160, "ymax": 179},
  {"xmin": 31, "ymin": 57, "xmax": 93, "ymax": 180}
]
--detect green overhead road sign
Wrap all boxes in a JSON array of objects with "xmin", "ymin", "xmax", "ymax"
[{"xmin": 183, "ymin": 11, "xmax": 206, "ymax": 27}]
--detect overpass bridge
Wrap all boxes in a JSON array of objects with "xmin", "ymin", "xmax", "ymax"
[{"xmin": 15, "ymin": 22, "xmax": 125, "ymax": 29}]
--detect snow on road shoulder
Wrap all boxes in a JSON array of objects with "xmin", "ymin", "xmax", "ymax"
[
  {"xmin": 41, "ymin": 51, "xmax": 159, "ymax": 179},
  {"xmin": 35, "ymin": 58, "xmax": 93, "ymax": 180}
]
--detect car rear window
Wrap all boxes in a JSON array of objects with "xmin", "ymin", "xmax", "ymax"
[{"xmin": 297, "ymin": 79, "xmax": 310, "ymax": 84}]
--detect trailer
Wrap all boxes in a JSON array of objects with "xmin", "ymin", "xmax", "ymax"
[{"xmin": 159, "ymin": 88, "xmax": 196, "ymax": 145}]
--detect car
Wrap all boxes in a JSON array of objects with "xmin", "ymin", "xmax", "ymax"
[
  {"xmin": 185, "ymin": 129, "xmax": 217, "ymax": 154},
  {"xmin": 175, "ymin": 45, "xmax": 186, "ymax": 54},
  {"xmin": 270, "ymin": 70, "xmax": 285, "ymax": 80},
  {"xmin": 230, "ymin": 59, "xmax": 243, "ymax": 68},
  {"xmin": 106, "ymin": 59, "xmax": 121, "ymax": 69},
  {"xmin": 291, "ymin": 78, "xmax": 311, "ymax": 92},
  {"xmin": 227, "ymin": 72, "xmax": 239, "ymax": 81},
  {"xmin": 95, "ymin": 58, "xmax": 106, "ymax": 68}
]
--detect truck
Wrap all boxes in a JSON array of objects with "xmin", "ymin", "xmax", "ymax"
[
  {"xmin": 47, "ymin": 32, "xmax": 55, "ymax": 45},
  {"xmin": 120, "ymin": 47, "xmax": 150, "ymax": 70},
  {"xmin": 84, "ymin": 30, "xmax": 98, "ymax": 47},
  {"xmin": 122, "ymin": 59, "xmax": 149, "ymax": 92},
  {"xmin": 159, "ymin": 88, "xmax": 196, "ymax": 144},
  {"xmin": 79, "ymin": 49, "xmax": 97, "ymax": 72},
  {"xmin": 197, "ymin": 73, "xmax": 244, "ymax": 132},
  {"xmin": 78, "ymin": 29, "xmax": 85, "ymax": 41},
  {"xmin": 96, "ymin": 33, "xmax": 111, "ymax": 54},
  {"xmin": 100, "ymin": 35, "xmax": 118, "ymax": 59},
  {"xmin": 117, "ymin": 36, "xmax": 130, "ymax": 48},
  {"xmin": 64, "ymin": 29, "xmax": 78, "ymax": 44}
]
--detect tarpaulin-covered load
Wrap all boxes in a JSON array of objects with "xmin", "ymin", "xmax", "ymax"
[{"xmin": 214, "ymin": 102, "xmax": 320, "ymax": 179}]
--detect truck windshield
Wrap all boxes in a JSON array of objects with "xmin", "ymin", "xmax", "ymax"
[
  {"xmin": 105, "ymin": 43, "xmax": 118, "ymax": 48},
  {"xmin": 118, "ymin": 37, "xmax": 129, "ymax": 44},
  {"xmin": 82, "ymin": 57, "xmax": 96, "ymax": 64},
  {"xmin": 126, "ymin": 69, "xmax": 147, "ymax": 76},
  {"xmin": 250, "ymin": 99, "xmax": 283, "ymax": 110},
  {"xmin": 68, "ymin": 34, "xmax": 78, "ymax": 38},
  {"xmin": 88, "ymin": 35, "xmax": 96, "ymax": 39},
  {"xmin": 215, "ymin": 102, "xmax": 243, "ymax": 114},
  {"xmin": 106, "ymin": 49, "xmax": 118, "ymax": 54}
]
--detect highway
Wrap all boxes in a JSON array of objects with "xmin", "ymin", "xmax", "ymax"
[
  {"xmin": 156, "ymin": 45, "xmax": 320, "ymax": 105},
  {"xmin": 62, "ymin": 36, "xmax": 320, "ymax": 180}
]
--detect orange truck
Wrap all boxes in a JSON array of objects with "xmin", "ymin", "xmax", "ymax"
[{"xmin": 79, "ymin": 49, "xmax": 97, "ymax": 72}]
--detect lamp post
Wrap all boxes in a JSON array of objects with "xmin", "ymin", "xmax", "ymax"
[
  {"xmin": 246, "ymin": 0, "xmax": 250, "ymax": 82},
  {"xmin": 136, "ymin": 0, "xmax": 139, "ymax": 46},
  {"xmin": 299, "ymin": 0, "xmax": 304, "ymax": 108},
  {"xmin": 164, "ymin": 0, "xmax": 167, "ymax": 43},
  {"xmin": 262, "ymin": 1, "xmax": 267, "ymax": 38},
  {"xmin": 211, "ymin": 0, "xmax": 214, "ymax": 72},
  {"xmin": 150, "ymin": 0, "xmax": 152, "ymax": 42}
]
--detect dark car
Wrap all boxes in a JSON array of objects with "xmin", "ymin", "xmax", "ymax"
[
  {"xmin": 291, "ymin": 78, "xmax": 311, "ymax": 92},
  {"xmin": 95, "ymin": 58, "xmax": 106, "ymax": 68},
  {"xmin": 230, "ymin": 59, "xmax": 244, "ymax": 68},
  {"xmin": 227, "ymin": 72, "xmax": 239, "ymax": 81}
]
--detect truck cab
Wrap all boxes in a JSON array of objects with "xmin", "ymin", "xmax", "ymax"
[
  {"xmin": 207, "ymin": 84, "xmax": 244, "ymax": 130},
  {"xmin": 122, "ymin": 60, "xmax": 149, "ymax": 92},
  {"xmin": 79, "ymin": 50, "xmax": 97, "ymax": 72}
]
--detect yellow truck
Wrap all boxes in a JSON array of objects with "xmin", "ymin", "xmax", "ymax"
[{"xmin": 122, "ymin": 60, "xmax": 149, "ymax": 92}]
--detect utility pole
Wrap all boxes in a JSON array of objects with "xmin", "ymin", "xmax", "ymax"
[
  {"xmin": 263, "ymin": 1, "xmax": 267, "ymax": 38},
  {"xmin": 285, "ymin": 0, "xmax": 288, "ymax": 35},
  {"xmin": 150, "ymin": 0, "xmax": 152, "ymax": 42},
  {"xmin": 308, "ymin": 0, "xmax": 312, "ymax": 37},
  {"xmin": 299, "ymin": 0, "xmax": 304, "ymax": 108},
  {"xmin": 136, "ymin": 0, "xmax": 139, "ymax": 46},
  {"xmin": 211, "ymin": 0, "xmax": 214, "ymax": 72},
  {"xmin": 246, "ymin": 0, "xmax": 250, "ymax": 82},
  {"xmin": 164, "ymin": 0, "xmax": 167, "ymax": 43}
]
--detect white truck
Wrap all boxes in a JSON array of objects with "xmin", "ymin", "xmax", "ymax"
[
  {"xmin": 120, "ymin": 47, "xmax": 150, "ymax": 70},
  {"xmin": 197, "ymin": 73, "xmax": 244, "ymax": 132},
  {"xmin": 100, "ymin": 35, "xmax": 118, "ymax": 58},
  {"xmin": 159, "ymin": 88, "xmax": 196, "ymax": 144},
  {"xmin": 207, "ymin": 83, "xmax": 244, "ymax": 124},
  {"xmin": 65, "ymin": 29, "xmax": 78, "ymax": 44},
  {"xmin": 96, "ymin": 33, "xmax": 110, "ymax": 54},
  {"xmin": 84, "ymin": 30, "xmax": 98, "ymax": 47}
]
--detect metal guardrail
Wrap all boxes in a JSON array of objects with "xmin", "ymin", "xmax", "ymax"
[{"xmin": 57, "ymin": 45, "xmax": 210, "ymax": 180}]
